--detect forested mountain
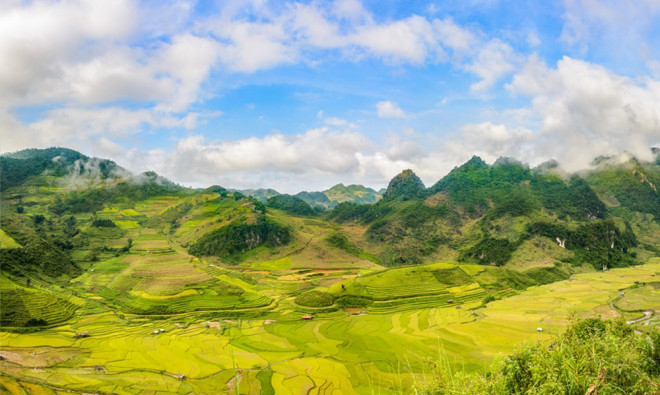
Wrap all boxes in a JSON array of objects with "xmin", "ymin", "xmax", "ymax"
[
  {"xmin": 242, "ymin": 183, "xmax": 382, "ymax": 208},
  {"xmin": 1, "ymin": 147, "xmax": 659, "ymax": 321},
  {"xmin": 1, "ymin": 147, "xmax": 659, "ymax": 394}
]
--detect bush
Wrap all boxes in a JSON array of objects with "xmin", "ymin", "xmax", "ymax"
[
  {"xmin": 92, "ymin": 218, "xmax": 116, "ymax": 227},
  {"xmin": 421, "ymin": 317, "xmax": 660, "ymax": 394},
  {"xmin": 335, "ymin": 295, "xmax": 372, "ymax": 308},
  {"xmin": 294, "ymin": 291, "xmax": 334, "ymax": 307}
]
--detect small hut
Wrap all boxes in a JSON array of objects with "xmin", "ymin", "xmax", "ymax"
[
  {"xmin": 537, "ymin": 327, "xmax": 543, "ymax": 332},
  {"xmin": 177, "ymin": 373, "xmax": 185, "ymax": 380},
  {"xmin": 302, "ymin": 314, "xmax": 313, "ymax": 321}
]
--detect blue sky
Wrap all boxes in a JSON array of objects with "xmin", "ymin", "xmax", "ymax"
[{"xmin": 1, "ymin": 0, "xmax": 660, "ymax": 192}]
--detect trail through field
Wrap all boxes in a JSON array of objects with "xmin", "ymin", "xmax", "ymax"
[{"xmin": 626, "ymin": 311, "xmax": 653, "ymax": 325}]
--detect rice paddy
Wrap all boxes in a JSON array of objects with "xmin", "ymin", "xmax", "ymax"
[{"xmin": 2, "ymin": 192, "xmax": 659, "ymax": 394}]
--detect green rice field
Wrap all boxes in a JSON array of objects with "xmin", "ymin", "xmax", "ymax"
[{"xmin": 2, "ymin": 193, "xmax": 659, "ymax": 394}]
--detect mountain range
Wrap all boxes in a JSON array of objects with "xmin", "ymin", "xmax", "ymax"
[{"xmin": 1, "ymin": 146, "xmax": 659, "ymax": 327}]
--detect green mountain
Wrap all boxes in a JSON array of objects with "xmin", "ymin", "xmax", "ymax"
[
  {"xmin": 0, "ymin": 147, "xmax": 658, "ymax": 394},
  {"xmin": 383, "ymin": 169, "xmax": 426, "ymax": 201},
  {"xmin": 329, "ymin": 156, "xmax": 656, "ymax": 268},
  {"xmin": 238, "ymin": 188, "xmax": 281, "ymax": 202},
  {"xmin": 1, "ymin": 147, "xmax": 122, "ymax": 191},
  {"xmin": 295, "ymin": 183, "xmax": 382, "ymax": 208}
]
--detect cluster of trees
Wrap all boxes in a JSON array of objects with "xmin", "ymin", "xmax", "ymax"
[
  {"xmin": 266, "ymin": 194, "xmax": 315, "ymax": 216},
  {"xmin": 189, "ymin": 216, "xmax": 291, "ymax": 262}
]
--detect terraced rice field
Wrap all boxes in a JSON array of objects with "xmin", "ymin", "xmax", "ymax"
[
  {"xmin": 2, "ymin": 194, "xmax": 658, "ymax": 393},
  {"xmin": 2, "ymin": 257, "xmax": 659, "ymax": 394}
]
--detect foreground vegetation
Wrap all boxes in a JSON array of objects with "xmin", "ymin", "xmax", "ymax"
[{"xmin": 423, "ymin": 317, "xmax": 659, "ymax": 394}]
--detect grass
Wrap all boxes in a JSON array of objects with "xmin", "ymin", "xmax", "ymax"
[
  {"xmin": 616, "ymin": 282, "xmax": 660, "ymax": 311},
  {"xmin": 0, "ymin": 229, "xmax": 22, "ymax": 249},
  {"xmin": 2, "ymin": 179, "xmax": 659, "ymax": 394},
  {"xmin": 2, "ymin": 261, "xmax": 659, "ymax": 393}
]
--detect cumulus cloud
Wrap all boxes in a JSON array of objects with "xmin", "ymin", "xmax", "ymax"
[
  {"xmin": 376, "ymin": 101, "xmax": 406, "ymax": 118},
  {"xmin": 0, "ymin": 0, "xmax": 522, "ymax": 157},
  {"xmin": 110, "ymin": 128, "xmax": 384, "ymax": 191},
  {"xmin": 508, "ymin": 55, "xmax": 660, "ymax": 169},
  {"xmin": 466, "ymin": 40, "xmax": 521, "ymax": 93}
]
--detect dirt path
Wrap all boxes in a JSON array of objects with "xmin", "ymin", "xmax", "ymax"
[{"xmin": 626, "ymin": 311, "xmax": 653, "ymax": 325}]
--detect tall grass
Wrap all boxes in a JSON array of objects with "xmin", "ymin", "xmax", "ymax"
[{"xmin": 419, "ymin": 317, "xmax": 659, "ymax": 394}]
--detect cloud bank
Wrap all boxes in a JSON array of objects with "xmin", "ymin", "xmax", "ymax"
[{"xmin": 1, "ymin": 1, "xmax": 659, "ymax": 193}]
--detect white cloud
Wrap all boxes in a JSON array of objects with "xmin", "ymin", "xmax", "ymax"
[
  {"xmin": 376, "ymin": 101, "xmax": 406, "ymax": 118},
  {"xmin": 507, "ymin": 55, "xmax": 660, "ymax": 169},
  {"xmin": 350, "ymin": 16, "xmax": 440, "ymax": 64},
  {"xmin": 466, "ymin": 40, "xmax": 520, "ymax": 93},
  {"xmin": 561, "ymin": 0, "xmax": 660, "ymax": 62}
]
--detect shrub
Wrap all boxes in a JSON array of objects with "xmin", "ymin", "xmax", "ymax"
[
  {"xmin": 421, "ymin": 317, "xmax": 660, "ymax": 394},
  {"xmin": 294, "ymin": 291, "xmax": 334, "ymax": 307}
]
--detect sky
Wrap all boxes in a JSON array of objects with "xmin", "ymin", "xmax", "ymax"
[{"xmin": 1, "ymin": 0, "xmax": 660, "ymax": 193}]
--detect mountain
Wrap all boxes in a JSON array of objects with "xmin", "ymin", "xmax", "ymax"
[
  {"xmin": 329, "ymin": 155, "xmax": 656, "ymax": 267},
  {"xmin": 239, "ymin": 188, "xmax": 281, "ymax": 202},
  {"xmin": 295, "ymin": 183, "xmax": 382, "ymax": 208},
  {"xmin": 1, "ymin": 147, "xmax": 123, "ymax": 191},
  {"xmin": 382, "ymin": 169, "xmax": 426, "ymax": 201},
  {"xmin": 1, "ymin": 146, "xmax": 658, "ymax": 394},
  {"xmin": 266, "ymin": 194, "xmax": 316, "ymax": 216},
  {"xmin": 1, "ymin": 146, "xmax": 658, "ymax": 323}
]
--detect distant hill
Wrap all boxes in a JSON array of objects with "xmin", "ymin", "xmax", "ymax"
[
  {"xmin": 266, "ymin": 194, "xmax": 316, "ymax": 216},
  {"xmin": 1, "ymin": 147, "xmax": 123, "ymax": 190},
  {"xmin": 295, "ymin": 183, "xmax": 382, "ymax": 208},
  {"xmin": 239, "ymin": 188, "xmax": 281, "ymax": 203},
  {"xmin": 240, "ymin": 183, "xmax": 382, "ymax": 208}
]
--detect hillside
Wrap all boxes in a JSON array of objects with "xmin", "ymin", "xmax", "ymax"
[
  {"xmin": 243, "ymin": 183, "xmax": 382, "ymax": 208},
  {"xmin": 328, "ymin": 156, "xmax": 657, "ymax": 268},
  {"xmin": 0, "ymin": 147, "xmax": 658, "ymax": 394}
]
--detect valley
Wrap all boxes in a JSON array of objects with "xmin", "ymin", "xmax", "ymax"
[{"xmin": 1, "ymin": 148, "xmax": 659, "ymax": 394}]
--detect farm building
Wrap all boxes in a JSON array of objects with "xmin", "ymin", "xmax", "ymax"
[{"xmin": 302, "ymin": 314, "xmax": 313, "ymax": 320}]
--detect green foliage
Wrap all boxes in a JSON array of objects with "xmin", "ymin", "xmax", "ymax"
[
  {"xmin": 92, "ymin": 218, "xmax": 116, "ymax": 227},
  {"xmin": 188, "ymin": 216, "xmax": 291, "ymax": 261},
  {"xmin": 460, "ymin": 237, "xmax": 518, "ymax": 267},
  {"xmin": 383, "ymin": 169, "xmax": 426, "ymax": 201},
  {"xmin": 295, "ymin": 191, "xmax": 331, "ymax": 207},
  {"xmin": 587, "ymin": 159, "xmax": 660, "ymax": 220},
  {"xmin": 202, "ymin": 185, "xmax": 227, "ymax": 194},
  {"xmin": 50, "ymin": 178, "xmax": 186, "ymax": 214},
  {"xmin": 526, "ymin": 219, "xmax": 638, "ymax": 269},
  {"xmin": 523, "ymin": 266, "xmax": 571, "ymax": 285},
  {"xmin": 334, "ymin": 295, "xmax": 373, "ymax": 308},
  {"xmin": 146, "ymin": 202, "xmax": 193, "ymax": 229},
  {"xmin": 431, "ymin": 267, "xmax": 472, "ymax": 286},
  {"xmin": 266, "ymin": 194, "xmax": 315, "ymax": 216},
  {"xmin": 294, "ymin": 290, "xmax": 334, "ymax": 307},
  {"xmin": 0, "ymin": 222, "xmax": 81, "ymax": 280},
  {"xmin": 494, "ymin": 318, "xmax": 658, "ymax": 394},
  {"xmin": 325, "ymin": 233, "xmax": 382, "ymax": 264},
  {"xmin": 327, "ymin": 202, "xmax": 373, "ymax": 222},
  {"xmin": 239, "ymin": 188, "xmax": 280, "ymax": 203},
  {"xmin": 423, "ymin": 318, "xmax": 660, "ymax": 394},
  {"xmin": 1, "ymin": 147, "xmax": 119, "ymax": 190}
]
